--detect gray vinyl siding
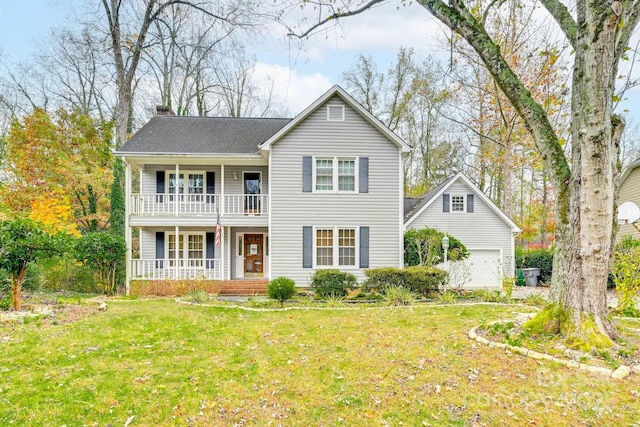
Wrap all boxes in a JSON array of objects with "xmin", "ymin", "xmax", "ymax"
[
  {"xmin": 407, "ymin": 179, "xmax": 515, "ymax": 272},
  {"xmin": 269, "ymin": 95, "xmax": 402, "ymax": 285},
  {"xmin": 139, "ymin": 227, "xmax": 219, "ymax": 260},
  {"xmin": 140, "ymin": 165, "xmax": 268, "ymax": 195},
  {"xmin": 617, "ymin": 167, "xmax": 640, "ymax": 242}
]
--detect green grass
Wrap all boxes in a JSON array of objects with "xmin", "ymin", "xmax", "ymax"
[{"xmin": 1, "ymin": 299, "xmax": 639, "ymax": 426}]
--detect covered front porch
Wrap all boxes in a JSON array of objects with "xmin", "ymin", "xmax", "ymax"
[{"xmin": 126, "ymin": 225, "xmax": 269, "ymax": 286}]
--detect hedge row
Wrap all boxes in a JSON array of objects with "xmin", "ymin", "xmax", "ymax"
[{"xmin": 363, "ymin": 266, "xmax": 448, "ymax": 297}]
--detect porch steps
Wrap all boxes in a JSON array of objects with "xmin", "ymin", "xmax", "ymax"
[{"xmin": 218, "ymin": 279, "xmax": 269, "ymax": 296}]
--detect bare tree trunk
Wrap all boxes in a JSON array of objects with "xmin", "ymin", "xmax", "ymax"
[{"xmin": 10, "ymin": 266, "xmax": 26, "ymax": 311}]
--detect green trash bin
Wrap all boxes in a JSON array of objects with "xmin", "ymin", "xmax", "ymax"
[{"xmin": 516, "ymin": 269, "xmax": 526, "ymax": 286}]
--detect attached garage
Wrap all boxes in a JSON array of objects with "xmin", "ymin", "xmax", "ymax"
[
  {"xmin": 404, "ymin": 173, "xmax": 521, "ymax": 290},
  {"xmin": 464, "ymin": 249, "xmax": 502, "ymax": 288}
]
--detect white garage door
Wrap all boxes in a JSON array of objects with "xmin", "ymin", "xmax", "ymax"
[{"xmin": 463, "ymin": 249, "xmax": 502, "ymax": 288}]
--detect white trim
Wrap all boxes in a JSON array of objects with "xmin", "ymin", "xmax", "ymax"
[
  {"xmin": 166, "ymin": 231, "xmax": 207, "ymax": 263},
  {"xmin": 312, "ymin": 226, "xmax": 359, "ymax": 269},
  {"xmin": 124, "ymin": 157, "xmax": 132, "ymax": 294},
  {"xmin": 235, "ymin": 232, "xmax": 269, "ymax": 278},
  {"xmin": 404, "ymin": 172, "xmax": 522, "ymax": 232},
  {"xmin": 450, "ymin": 194, "xmax": 466, "ymax": 213},
  {"xmin": 268, "ymin": 150, "xmax": 272, "ymax": 280},
  {"xmin": 312, "ymin": 156, "xmax": 358, "ymax": 193},
  {"xmin": 166, "ymin": 169, "xmax": 207, "ymax": 196},
  {"xmin": 398, "ymin": 153, "xmax": 404, "ymax": 268},
  {"xmin": 326, "ymin": 104, "xmax": 345, "ymax": 121},
  {"xmin": 242, "ymin": 171, "xmax": 263, "ymax": 195},
  {"xmin": 259, "ymin": 85, "xmax": 411, "ymax": 153}
]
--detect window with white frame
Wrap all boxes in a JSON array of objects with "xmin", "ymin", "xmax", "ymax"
[
  {"xmin": 338, "ymin": 229, "xmax": 356, "ymax": 266},
  {"xmin": 316, "ymin": 227, "xmax": 357, "ymax": 267},
  {"xmin": 316, "ymin": 229, "xmax": 334, "ymax": 266},
  {"xmin": 451, "ymin": 195, "xmax": 465, "ymax": 212},
  {"xmin": 168, "ymin": 233, "xmax": 205, "ymax": 266},
  {"xmin": 314, "ymin": 157, "xmax": 357, "ymax": 192},
  {"xmin": 167, "ymin": 172, "xmax": 205, "ymax": 197}
]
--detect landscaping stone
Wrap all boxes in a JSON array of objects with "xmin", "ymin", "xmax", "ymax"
[{"xmin": 612, "ymin": 365, "xmax": 631, "ymax": 380}]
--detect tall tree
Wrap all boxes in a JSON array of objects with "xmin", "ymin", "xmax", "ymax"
[{"xmin": 282, "ymin": 0, "xmax": 640, "ymax": 346}]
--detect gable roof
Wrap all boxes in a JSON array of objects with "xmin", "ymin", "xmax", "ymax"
[
  {"xmin": 117, "ymin": 116, "xmax": 292, "ymax": 155},
  {"xmin": 404, "ymin": 172, "xmax": 522, "ymax": 232},
  {"xmin": 621, "ymin": 158, "xmax": 640, "ymax": 186},
  {"xmin": 258, "ymin": 85, "xmax": 411, "ymax": 153}
]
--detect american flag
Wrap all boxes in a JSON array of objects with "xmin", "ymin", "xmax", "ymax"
[{"xmin": 215, "ymin": 207, "xmax": 221, "ymax": 247}]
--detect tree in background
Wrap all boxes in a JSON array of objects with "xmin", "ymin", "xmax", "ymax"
[
  {"xmin": 1, "ymin": 108, "xmax": 113, "ymax": 234},
  {"xmin": 341, "ymin": 49, "xmax": 462, "ymax": 194}
]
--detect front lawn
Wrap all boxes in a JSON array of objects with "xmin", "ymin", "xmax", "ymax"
[{"xmin": 1, "ymin": 299, "xmax": 639, "ymax": 426}]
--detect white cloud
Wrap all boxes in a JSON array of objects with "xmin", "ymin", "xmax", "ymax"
[{"xmin": 252, "ymin": 62, "xmax": 334, "ymax": 115}]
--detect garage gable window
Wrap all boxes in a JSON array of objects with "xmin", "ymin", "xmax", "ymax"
[{"xmin": 443, "ymin": 193, "xmax": 474, "ymax": 213}]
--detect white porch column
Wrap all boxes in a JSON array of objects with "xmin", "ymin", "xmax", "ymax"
[
  {"xmin": 220, "ymin": 164, "xmax": 225, "ymax": 216},
  {"xmin": 124, "ymin": 157, "xmax": 132, "ymax": 295},
  {"xmin": 221, "ymin": 226, "xmax": 226, "ymax": 280},
  {"xmin": 174, "ymin": 164, "xmax": 180, "ymax": 215},
  {"xmin": 175, "ymin": 225, "xmax": 179, "ymax": 279}
]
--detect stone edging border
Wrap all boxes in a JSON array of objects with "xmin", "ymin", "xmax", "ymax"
[{"xmin": 468, "ymin": 324, "xmax": 640, "ymax": 379}]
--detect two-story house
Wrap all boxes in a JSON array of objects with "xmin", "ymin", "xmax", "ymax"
[{"xmin": 116, "ymin": 85, "xmax": 410, "ymax": 293}]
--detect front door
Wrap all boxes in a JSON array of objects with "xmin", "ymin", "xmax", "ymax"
[
  {"xmin": 244, "ymin": 234, "xmax": 264, "ymax": 277},
  {"xmin": 244, "ymin": 172, "xmax": 261, "ymax": 214}
]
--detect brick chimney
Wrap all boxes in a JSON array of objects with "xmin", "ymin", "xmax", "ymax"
[{"xmin": 156, "ymin": 105, "xmax": 175, "ymax": 115}]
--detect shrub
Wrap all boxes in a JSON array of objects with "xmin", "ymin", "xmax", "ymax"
[
  {"xmin": 516, "ymin": 248, "xmax": 554, "ymax": 284},
  {"xmin": 37, "ymin": 256, "xmax": 99, "ymax": 293},
  {"xmin": 404, "ymin": 227, "xmax": 469, "ymax": 266},
  {"xmin": 267, "ymin": 277, "xmax": 296, "ymax": 307},
  {"xmin": 383, "ymin": 286, "xmax": 416, "ymax": 306},
  {"xmin": 184, "ymin": 289, "xmax": 210, "ymax": 304},
  {"xmin": 611, "ymin": 240, "xmax": 640, "ymax": 316},
  {"xmin": 436, "ymin": 291, "xmax": 458, "ymax": 304},
  {"xmin": 129, "ymin": 279, "xmax": 220, "ymax": 296},
  {"xmin": 75, "ymin": 232, "xmax": 125, "ymax": 294},
  {"xmin": 310, "ymin": 269, "xmax": 357, "ymax": 298},
  {"xmin": 364, "ymin": 266, "xmax": 448, "ymax": 297}
]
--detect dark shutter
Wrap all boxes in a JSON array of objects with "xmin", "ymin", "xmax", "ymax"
[
  {"xmin": 156, "ymin": 171, "xmax": 165, "ymax": 203},
  {"xmin": 359, "ymin": 157, "xmax": 369, "ymax": 193},
  {"xmin": 443, "ymin": 193, "xmax": 450, "ymax": 213},
  {"xmin": 155, "ymin": 232, "xmax": 165, "ymax": 268},
  {"xmin": 206, "ymin": 171, "xmax": 215, "ymax": 203},
  {"xmin": 302, "ymin": 156, "xmax": 312, "ymax": 192},
  {"xmin": 359, "ymin": 226, "xmax": 370, "ymax": 268},
  {"xmin": 206, "ymin": 232, "xmax": 215, "ymax": 268},
  {"xmin": 302, "ymin": 226, "xmax": 313, "ymax": 268},
  {"xmin": 467, "ymin": 194, "xmax": 474, "ymax": 213}
]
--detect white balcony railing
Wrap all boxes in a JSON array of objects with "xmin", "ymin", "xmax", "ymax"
[
  {"xmin": 130, "ymin": 193, "xmax": 268, "ymax": 216},
  {"xmin": 131, "ymin": 259, "xmax": 221, "ymax": 280}
]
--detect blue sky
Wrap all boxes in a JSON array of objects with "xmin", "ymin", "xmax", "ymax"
[{"xmin": 1, "ymin": 1, "xmax": 639, "ymax": 124}]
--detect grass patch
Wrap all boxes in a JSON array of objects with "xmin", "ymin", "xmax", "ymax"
[{"xmin": 0, "ymin": 300, "xmax": 639, "ymax": 425}]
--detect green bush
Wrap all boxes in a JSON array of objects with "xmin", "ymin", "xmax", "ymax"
[
  {"xmin": 267, "ymin": 277, "xmax": 296, "ymax": 306},
  {"xmin": 364, "ymin": 266, "xmax": 448, "ymax": 297},
  {"xmin": 75, "ymin": 232, "xmax": 126, "ymax": 294},
  {"xmin": 310, "ymin": 269, "xmax": 357, "ymax": 298},
  {"xmin": 611, "ymin": 238, "xmax": 640, "ymax": 316},
  {"xmin": 383, "ymin": 286, "xmax": 416, "ymax": 306},
  {"xmin": 516, "ymin": 248, "xmax": 554, "ymax": 284},
  {"xmin": 38, "ymin": 256, "xmax": 100, "ymax": 294},
  {"xmin": 404, "ymin": 227, "xmax": 469, "ymax": 266},
  {"xmin": 1, "ymin": 263, "xmax": 42, "ymax": 293}
]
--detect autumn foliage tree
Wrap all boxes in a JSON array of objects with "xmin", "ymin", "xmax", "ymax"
[{"xmin": 1, "ymin": 108, "xmax": 113, "ymax": 233}]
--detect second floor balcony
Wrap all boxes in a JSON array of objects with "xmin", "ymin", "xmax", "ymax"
[{"xmin": 130, "ymin": 193, "xmax": 269, "ymax": 217}]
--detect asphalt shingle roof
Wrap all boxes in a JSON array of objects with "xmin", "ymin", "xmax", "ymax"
[
  {"xmin": 404, "ymin": 176, "xmax": 456, "ymax": 221},
  {"xmin": 118, "ymin": 116, "xmax": 292, "ymax": 154}
]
